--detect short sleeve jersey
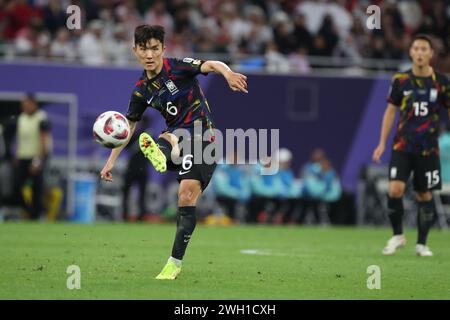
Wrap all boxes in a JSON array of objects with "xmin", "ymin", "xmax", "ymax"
[
  {"xmin": 126, "ymin": 57, "xmax": 215, "ymax": 135},
  {"xmin": 387, "ymin": 70, "xmax": 450, "ymax": 156}
]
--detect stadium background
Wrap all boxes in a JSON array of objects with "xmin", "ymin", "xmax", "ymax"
[{"xmin": 0, "ymin": 0, "xmax": 450, "ymax": 300}]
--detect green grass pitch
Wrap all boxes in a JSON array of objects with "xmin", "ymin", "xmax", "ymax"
[{"xmin": 0, "ymin": 222, "xmax": 449, "ymax": 299}]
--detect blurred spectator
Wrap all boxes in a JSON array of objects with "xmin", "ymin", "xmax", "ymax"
[
  {"xmin": 143, "ymin": 0, "xmax": 174, "ymax": 37},
  {"xmin": 293, "ymin": 12, "xmax": 312, "ymax": 53},
  {"xmin": 14, "ymin": 15, "xmax": 50, "ymax": 57},
  {"xmin": 288, "ymin": 47, "xmax": 312, "ymax": 74},
  {"xmin": 42, "ymin": 0, "xmax": 66, "ymax": 36},
  {"xmin": 212, "ymin": 152, "xmax": 251, "ymax": 222},
  {"xmin": 13, "ymin": 94, "xmax": 52, "ymax": 220},
  {"xmin": 247, "ymin": 158, "xmax": 283, "ymax": 223},
  {"xmin": 297, "ymin": 148, "xmax": 326, "ymax": 224},
  {"xmin": 122, "ymin": 116, "xmax": 150, "ymax": 222},
  {"xmin": 265, "ymin": 41, "xmax": 290, "ymax": 73},
  {"xmin": 319, "ymin": 158, "xmax": 342, "ymax": 202},
  {"xmin": 78, "ymin": 20, "xmax": 108, "ymax": 66},
  {"xmin": 106, "ymin": 24, "xmax": 131, "ymax": 66},
  {"xmin": 218, "ymin": 2, "xmax": 250, "ymax": 54},
  {"xmin": 240, "ymin": 5, "xmax": 272, "ymax": 55},
  {"xmin": 271, "ymin": 148, "xmax": 302, "ymax": 224},
  {"xmin": 0, "ymin": 0, "xmax": 450, "ymax": 72},
  {"xmin": 272, "ymin": 11, "xmax": 297, "ymax": 55},
  {"xmin": 49, "ymin": 27, "xmax": 76, "ymax": 61},
  {"xmin": 297, "ymin": 149, "xmax": 342, "ymax": 225},
  {"xmin": 2, "ymin": 0, "xmax": 41, "ymax": 40},
  {"xmin": 315, "ymin": 14, "xmax": 339, "ymax": 56},
  {"xmin": 115, "ymin": 0, "xmax": 142, "ymax": 39}
]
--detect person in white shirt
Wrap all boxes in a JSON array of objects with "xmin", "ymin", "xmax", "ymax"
[{"xmin": 14, "ymin": 94, "xmax": 52, "ymax": 220}]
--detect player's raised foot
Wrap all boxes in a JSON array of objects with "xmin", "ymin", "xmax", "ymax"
[
  {"xmin": 139, "ymin": 132, "xmax": 167, "ymax": 173},
  {"xmin": 155, "ymin": 260, "xmax": 182, "ymax": 280},
  {"xmin": 416, "ymin": 244, "xmax": 433, "ymax": 257},
  {"xmin": 382, "ymin": 235, "xmax": 406, "ymax": 255}
]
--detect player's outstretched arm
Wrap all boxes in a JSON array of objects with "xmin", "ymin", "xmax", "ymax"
[
  {"xmin": 100, "ymin": 120, "xmax": 136, "ymax": 182},
  {"xmin": 372, "ymin": 103, "xmax": 397, "ymax": 163},
  {"xmin": 200, "ymin": 60, "xmax": 248, "ymax": 93}
]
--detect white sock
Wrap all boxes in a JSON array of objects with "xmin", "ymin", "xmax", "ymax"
[{"xmin": 169, "ymin": 256, "xmax": 182, "ymax": 267}]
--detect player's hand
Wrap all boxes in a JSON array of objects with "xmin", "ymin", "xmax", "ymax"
[
  {"xmin": 100, "ymin": 162, "xmax": 114, "ymax": 182},
  {"xmin": 225, "ymin": 71, "xmax": 248, "ymax": 93},
  {"xmin": 372, "ymin": 144, "xmax": 385, "ymax": 163}
]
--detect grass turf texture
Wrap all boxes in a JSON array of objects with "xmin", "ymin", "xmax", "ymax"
[{"xmin": 0, "ymin": 223, "xmax": 449, "ymax": 299}]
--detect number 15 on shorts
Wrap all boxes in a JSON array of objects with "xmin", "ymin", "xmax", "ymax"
[{"xmin": 426, "ymin": 170, "xmax": 440, "ymax": 189}]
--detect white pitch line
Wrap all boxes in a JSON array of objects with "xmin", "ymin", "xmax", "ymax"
[{"xmin": 240, "ymin": 249, "xmax": 311, "ymax": 257}]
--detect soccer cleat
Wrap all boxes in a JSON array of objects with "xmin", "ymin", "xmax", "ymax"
[
  {"xmin": 382, "ymin": 235, "xmax": 406, "ymax": 255},
  {"xmin": 416, "ymin": 244, "xmax": 433, "ymax": 257},
  {"xmin": 139, "ymin": 132, "xmax": 167, "ymax": 173},
  {"xmin": 155, "ymin": 261, "xmax": 182, "ymax": 280}
]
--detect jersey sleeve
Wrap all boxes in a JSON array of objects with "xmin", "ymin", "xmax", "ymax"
[
  {"xmin": 39, "ymin": 119, "xmax": 50, "ymax": 132},
  {"xmin": 125, "ymin": 89, "xmax": 147, "ymax": 122},
  {"xmin": 38, "ymin": 112, "xmax": 50, "ymax": 132},
  {"xmin": 387, "ymin": 75, "xmax": 402, "ymax": 106},
  {"xmin": 170, "ymin": 57, "xmax": 207, "ymax": 77}
]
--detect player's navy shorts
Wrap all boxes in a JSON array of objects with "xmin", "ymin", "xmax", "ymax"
[
  {"xmin": 166, "ymin": 137, "xmax": 216, "ymax": 191},
  {"xmin": 388, "ymin": 150, "xmax": 442, "ymax": 192}
]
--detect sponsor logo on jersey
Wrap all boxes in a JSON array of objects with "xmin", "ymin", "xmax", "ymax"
[
  {"xmin": 430, "ymin": 88, "xmax": 437, "ymax": 102},
  {"xmin": 165, "ymin": 79, "xmax": 179, "ymax": 95},
  {"xmin": 403, "ymin": 90, "xmax": 412, "ymax": 96},
  {"xmin": 183, "ymin": 57, "xmax": 201, "ymax": 65}
]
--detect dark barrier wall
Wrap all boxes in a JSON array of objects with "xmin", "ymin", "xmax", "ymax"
[{"xmin": 0, "ymin": 62, "xmax": 396, "ymax": 192}]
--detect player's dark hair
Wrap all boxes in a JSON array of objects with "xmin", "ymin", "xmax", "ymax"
[
  {"xmin": 410, "ymin": 34, "xmax": 433, "ymax": 50},
  {"xmin": 134, "ymin": 25, "xmax": 165, "ymax": 47}
]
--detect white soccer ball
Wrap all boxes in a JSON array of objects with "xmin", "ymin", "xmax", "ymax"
[{"xmin": 93, "ymin": 111, "xmax": 130, "ymax": 149}]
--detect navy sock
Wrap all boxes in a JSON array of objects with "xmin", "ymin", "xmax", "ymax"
[
  {"xmin": 156, "ymin": 137, "xmax": 173, "ymax": 161},
  {"xmin": 417, "ymin": 200, "xmax": 435, "ymax": 245},
  {"xmin": 387, "ymin": 196, "xmax": 404, "ymax": 235},
  {"xmin": 171, "ymin": 206, "xmax": 197, "ymax": 260}
]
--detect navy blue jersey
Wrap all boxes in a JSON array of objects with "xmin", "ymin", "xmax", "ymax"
[
  {"xmin": 387, "ymin": 70, "xmax": 450, "ymax": 156},
  {"xmin": 126, "ymin": 57, "xmax": 215, "ymax": 135}
]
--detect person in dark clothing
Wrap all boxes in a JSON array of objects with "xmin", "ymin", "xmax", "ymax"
[{"xmin": 122, "ymin": 115, "xmax": 151, "ymax": 222}]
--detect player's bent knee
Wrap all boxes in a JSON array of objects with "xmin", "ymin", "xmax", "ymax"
[
  {"xmin": 178, "ymin": 189, "xmax": 199, "ymax": 206},
  {"xmin": 159, "ymin": 132, "xmax": 178, "ymax": 147},
  {"xmin": 388, "ymin": 182, "xmax": 405, "ymax": 198},
  {"xmin": 416, "ymin": 192, "xmax": 432, "ymax": 202}
]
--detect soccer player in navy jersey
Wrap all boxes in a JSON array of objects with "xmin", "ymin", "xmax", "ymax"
[
  {"xmin": 373, "ymin": 34, "xmax": 450, "ymax": 257},
  {"xmin": 100, "ymin": 25, "xmax": 248, "ymax": 279}
]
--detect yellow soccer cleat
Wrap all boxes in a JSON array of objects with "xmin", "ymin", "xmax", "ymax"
[
  {"xmin": 155, "ymin": 261, "xmax": 182, "ymax": 280},
  {"xmin": 139, "ymin": 132, "xmax": 167, "ymax": 173}
]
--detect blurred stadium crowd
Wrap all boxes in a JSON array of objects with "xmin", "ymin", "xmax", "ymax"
[{"xmin": 1, "ymin": 0, "xmax": 450, "ymax": 72}]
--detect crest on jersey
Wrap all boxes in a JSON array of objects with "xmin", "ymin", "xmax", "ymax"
[
  {"xmin": 165, "ymin": 79, "xmax": 179, "ymax": 95},
  {"xmin": 430, "ymin": 88, "xmax": 437, "ymax": 102}
]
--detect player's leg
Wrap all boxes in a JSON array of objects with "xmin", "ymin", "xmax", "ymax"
[
  {"xmin": 413, "ymin": 154, "xmax": 441, "ymax": 257},
  {"xmin": 155, "ymin": 179, "xmax": 202, "ymax": 280},
  {"xmin": 121, "ymin": 171, "xmax": 132, "ymax": 221},
  {"xmin": 382, "ymin": 151, "xmax": 411, "ymax": 255},
  {"xmin": 415, "ymin": 191, "xmax": 435, "ymax": 256},
  {"xmin": 30, "ymin": 168, "xmax": 44, "ymax": 220},
  {"xmin": 137, "ymin": 173, "xmax": 147, "ymax": 221}
]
